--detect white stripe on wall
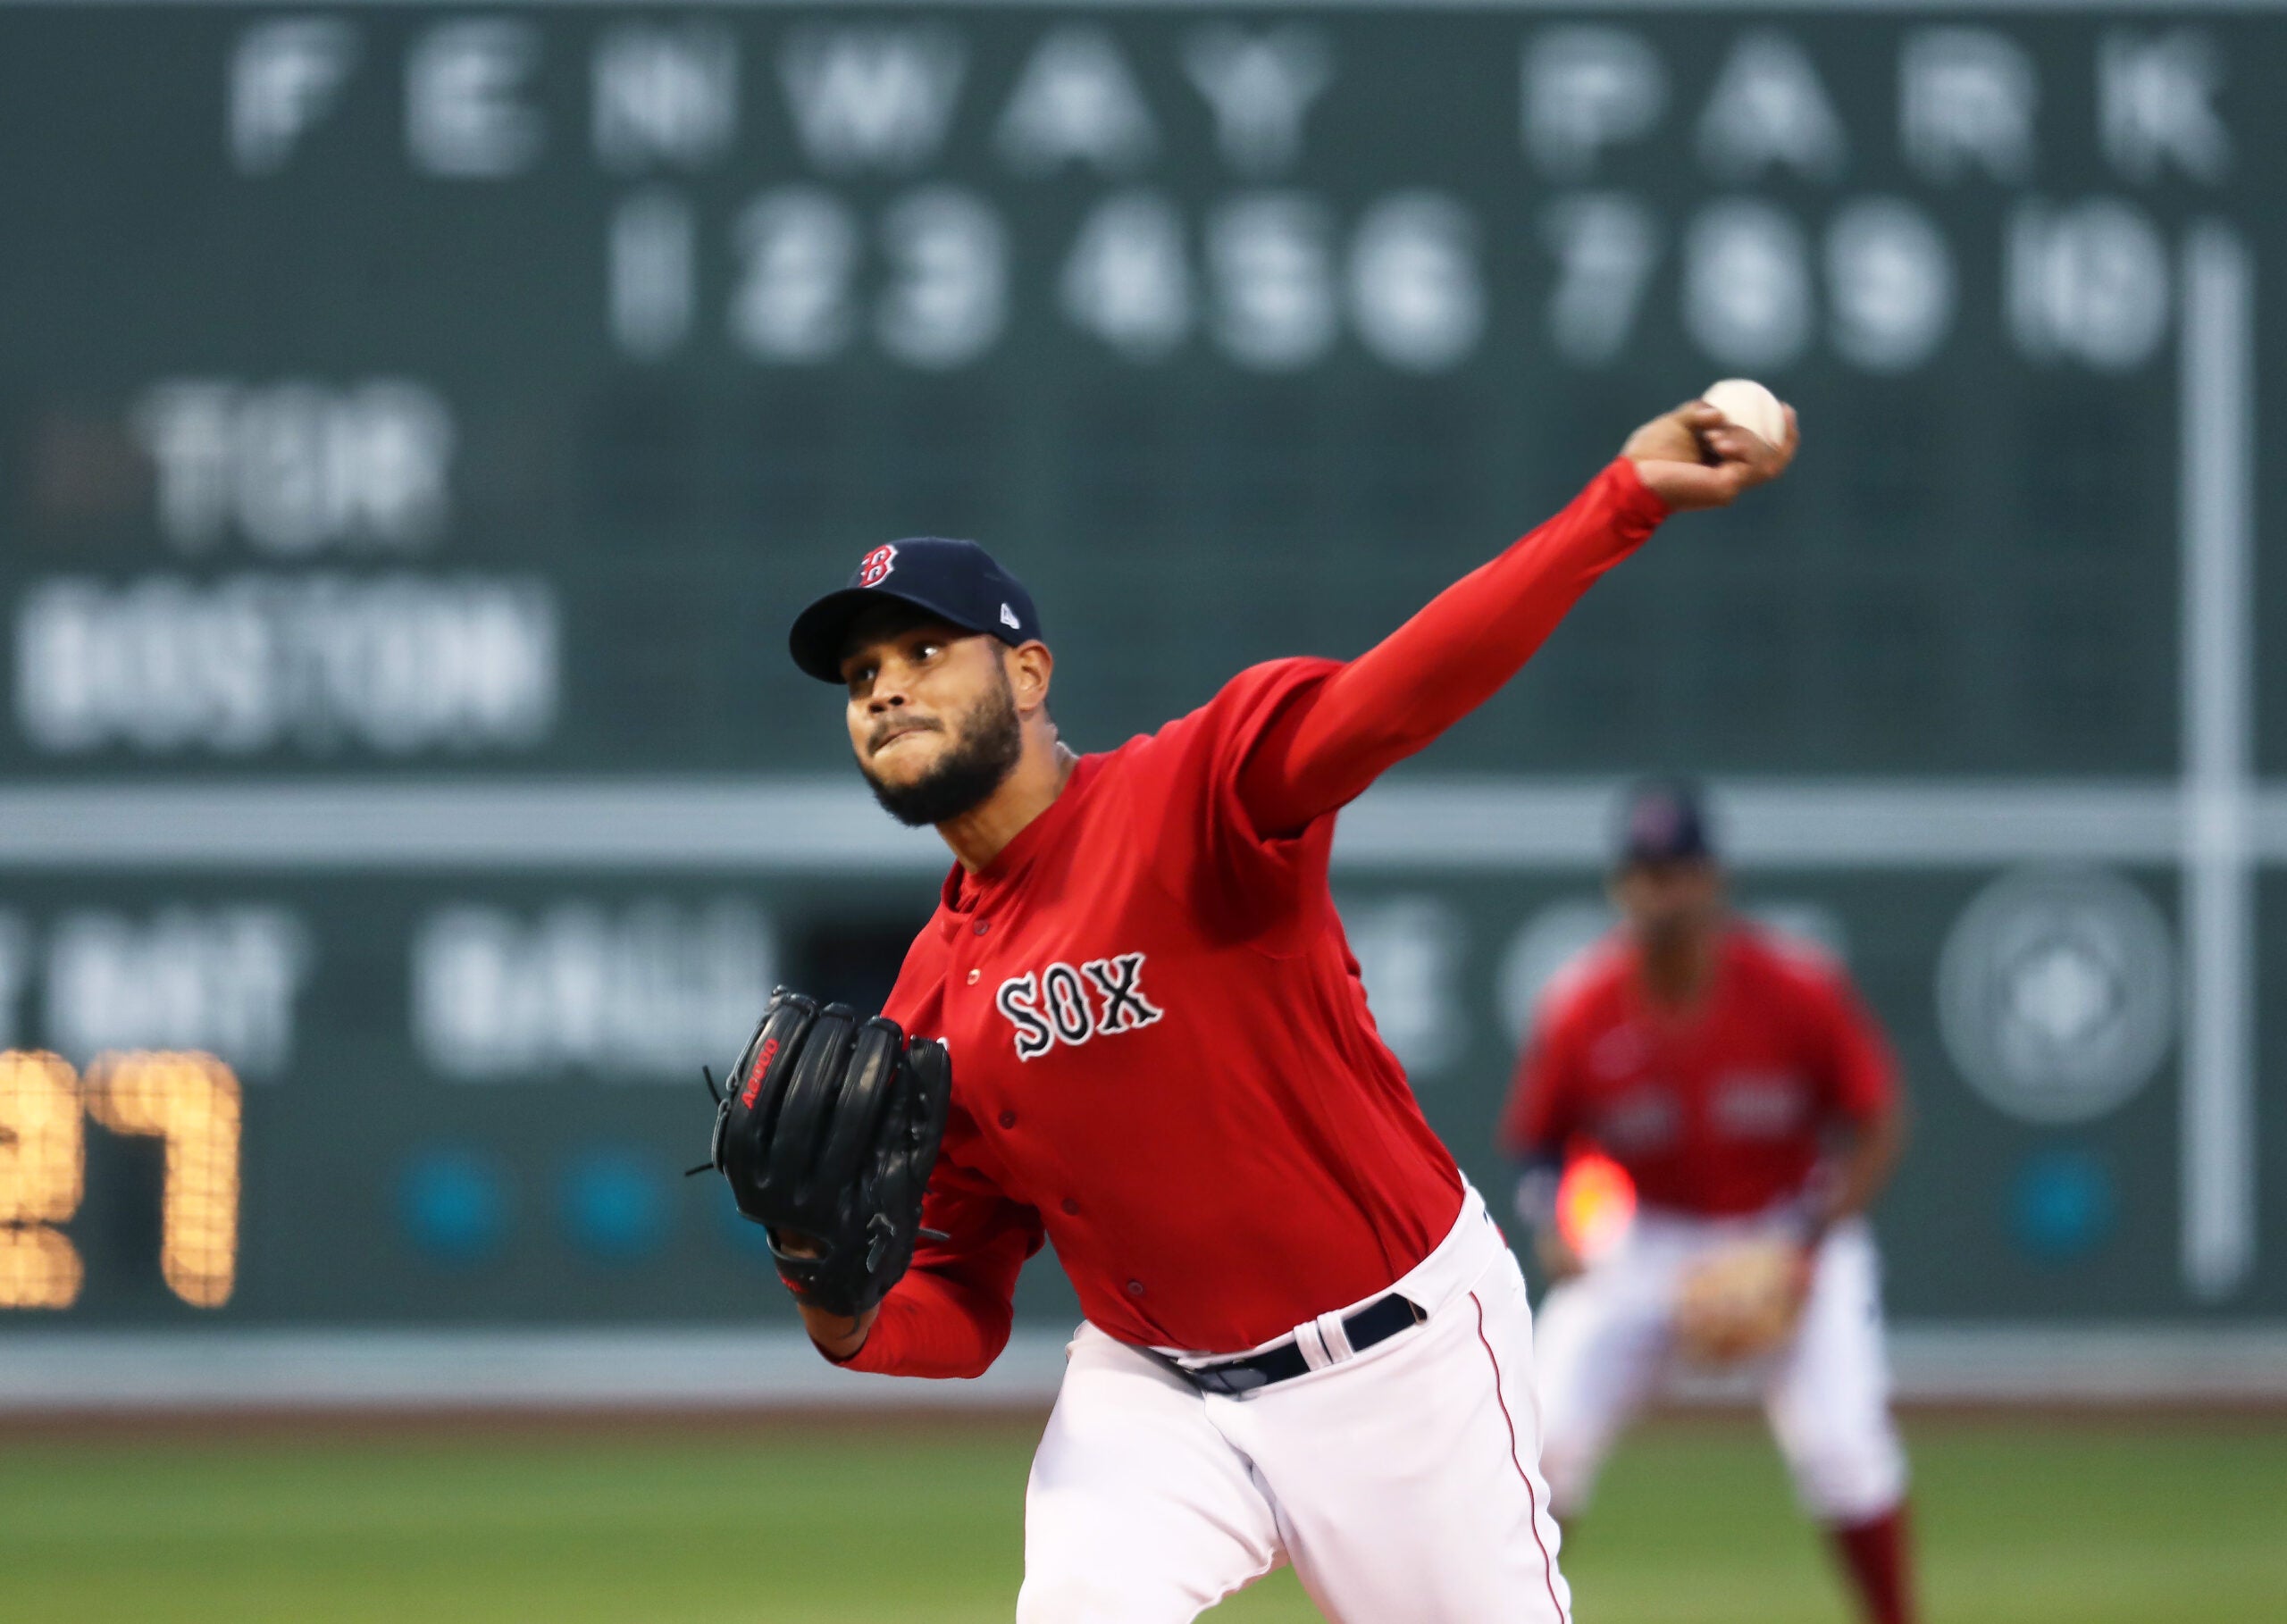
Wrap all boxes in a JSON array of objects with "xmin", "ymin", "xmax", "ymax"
[
  {"xmin": 0, "ymin": 776, "xmax": 2237, "ymax": 872},
  {"xmin": 2178, "ymin": 225, "xmax": 2259, "ymax": 1302},
  {"xmin": 1, "ymin": 1325, "xmax": 2283, "ymax": 1412}
]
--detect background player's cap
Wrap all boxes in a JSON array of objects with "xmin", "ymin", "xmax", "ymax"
[
  {"xmin": 788, "ymin": 537, "xmax": 1043, "ymax": 683},
  {"xmin": 1616, "ymin": 778, "xmax": 1713, "ymax": 867}
]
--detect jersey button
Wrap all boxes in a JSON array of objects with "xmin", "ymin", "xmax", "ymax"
[
  {"xmin": 1126, "ymin": 1279, "xmax": 1145, "ymax": 1297},
  {"xmin": 967, "ymin": 969, "xmax": 980, "ymax": 985},
  {"xmin": 1060, "ymin": 1198, "xmax": 1080, "ymax": 1216},
  {"xmin": 998, "ymin": 1109, "xmax": 1018, "ymax": 1129},
  {"xmin": 973, "ymin": 920, "xmax": 990, "ymax": 937}
]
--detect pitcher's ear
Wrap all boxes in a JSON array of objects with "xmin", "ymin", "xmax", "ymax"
[{"xmin": 1007, "ymin": 639, "xmax": 1055, "ymax": 715}]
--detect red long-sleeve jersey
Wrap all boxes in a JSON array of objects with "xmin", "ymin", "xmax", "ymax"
[{"xmin": 842, "ymin": 458, "xmax": 1668, "ymax": 1376}]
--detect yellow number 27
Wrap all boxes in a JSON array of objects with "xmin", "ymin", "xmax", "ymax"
[{"xmin": 1, "ymin": 1050, "xmax": 242, "ymax": 1311}]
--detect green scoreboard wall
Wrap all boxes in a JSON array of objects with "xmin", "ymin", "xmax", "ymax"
[{"xmin": 0, "ymin": 2, "xmax": 2278, "ymax": 1340}]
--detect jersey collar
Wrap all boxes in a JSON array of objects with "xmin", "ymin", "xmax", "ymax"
[{"xmin": 937, "ymin": 753, "xmax": 1104, "ymax": 925}]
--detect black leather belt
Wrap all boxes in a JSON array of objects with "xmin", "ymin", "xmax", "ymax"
[{"xmin": 1172, "ymin": 1293, "xmax": 1426, "ymax": 1398}]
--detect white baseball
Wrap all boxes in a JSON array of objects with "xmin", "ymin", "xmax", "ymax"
[{"xmin": 1699, "ymin": 378, "xmax": 1787, "ymax": 449}]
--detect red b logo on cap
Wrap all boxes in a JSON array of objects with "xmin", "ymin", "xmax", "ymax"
[{"xmin": 858, "ymin": 545, "xmax": 897, "ymax": 587}]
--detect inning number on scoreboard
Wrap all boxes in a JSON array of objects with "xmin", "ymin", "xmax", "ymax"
[
  {"xmin": 0, "ymin": 1051, "xmax": 242, "ymax": 1310},
  {"xmin": 0, "ymin": 1052, "xmax": 84, "ymax": 1309}
]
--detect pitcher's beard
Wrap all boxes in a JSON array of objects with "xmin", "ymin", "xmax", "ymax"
[{"xmin": 860, "ymin": 674, "xmax": 1024, "ymax": 828}]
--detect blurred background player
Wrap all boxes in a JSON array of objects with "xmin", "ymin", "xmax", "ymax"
[{"xmin": 1498, "ymin": 780, "xmax": 1915, "ymax": 1624}]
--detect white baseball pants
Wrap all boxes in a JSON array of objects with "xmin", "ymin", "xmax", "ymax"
[
  {"xmin": 1017, "ymin": 1187, "xmax": 1571, "ymax": 1624},
  {"xmin": 1533, "ymin": 1210, "xmax": 1907, "ymax": 1523}
]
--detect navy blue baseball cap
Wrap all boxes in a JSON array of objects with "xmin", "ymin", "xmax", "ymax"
[
  {"xmin": 788, "ymin": 538, "xmax": 1043, "ymax": 683},
  {"xmin": 1616, "ymin": 778, "xmax": 1713, "ymax": 867}
]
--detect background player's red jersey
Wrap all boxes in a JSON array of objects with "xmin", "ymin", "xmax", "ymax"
[{"xmin": 1500, "ymin": 925, "xmax": 1896, "ymax": 1217}]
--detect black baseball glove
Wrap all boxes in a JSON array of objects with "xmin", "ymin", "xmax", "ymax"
[{"xmin": 699, "ymin": 989, "xmax": 952, "ymax": 1319}]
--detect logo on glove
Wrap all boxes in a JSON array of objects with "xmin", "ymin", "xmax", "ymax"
[{"xmin": 740, "ymin": 1036, "xmax": 780, "ymax": 1107}]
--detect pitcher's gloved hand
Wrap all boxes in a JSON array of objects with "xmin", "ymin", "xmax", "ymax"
[{"xmin": 700, "ymin": 988, "xmax": 951, "ymax": 1318}]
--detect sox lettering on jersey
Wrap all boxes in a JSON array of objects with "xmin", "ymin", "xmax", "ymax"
[{"xmin": 996, "ymin": 952, "xmax": 1164, "ymax": 1059}]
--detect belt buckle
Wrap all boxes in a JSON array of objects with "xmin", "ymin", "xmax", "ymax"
[{"xmin": 1191, "ymin": 1361, "xmax": 1272, "ymax": 1398}]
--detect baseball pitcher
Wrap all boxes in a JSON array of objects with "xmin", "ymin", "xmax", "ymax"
[{"xmin": 707, "ymin": 400, "xmax": 1794, "ymax": 1622}]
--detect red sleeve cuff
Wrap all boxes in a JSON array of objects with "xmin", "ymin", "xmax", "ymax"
[{"xmin": 1606, "ymin": 455, "xmax": 1671, "ymax": 531}]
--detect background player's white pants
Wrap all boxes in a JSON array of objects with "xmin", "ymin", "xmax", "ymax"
[
  {"xmin": 1018, "ymin": 1188, "xmax": 1570, "ymax": 1624},
  {"xmin": 1533, "ymin": 1210, "xmax": 1906, "ymax": 1523}
]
